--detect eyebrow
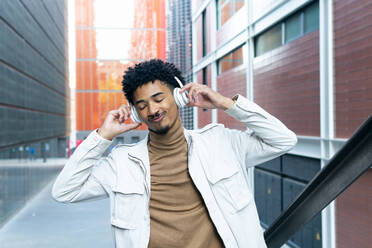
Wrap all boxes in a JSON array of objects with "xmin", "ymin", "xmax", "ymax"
[{"xmin": 135, "ymin": 92, "xmax": 165, "ymax": 105}]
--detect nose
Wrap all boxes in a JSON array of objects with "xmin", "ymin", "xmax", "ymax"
[{"xmin": 147, "ymin": 102, "xmax": 159, "ymax": 116}]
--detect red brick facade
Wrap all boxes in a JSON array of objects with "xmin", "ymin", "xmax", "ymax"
[
  {"xmin": 217, "ymin": 65, "xmax": 246, "ymax": 130},
  {"xmin": 253, "ymin": 32, "xmax": 320, "ymax": 136},
  {"xmin": 336, "ymin": 170, "xmax": 372, "ymax": 248},
  {"xmin": 334, "ymin": 1, "xmax": 372, "ymax": 248},
  {"xmin": 334, "ymin": 0, "xmax": 372, "ymax": 138}
]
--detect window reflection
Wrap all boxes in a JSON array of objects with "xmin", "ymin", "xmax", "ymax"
[
  {"xmin": 254, "ymin": 1, "xmax": 319, "ymax": 57},
  {"xmin": 217, "ymin": 0, "xmax": 244, "ymax": 29},
  {"xmin": 217, "ymin": 44, "xmax": 247, "ymax": 75}
]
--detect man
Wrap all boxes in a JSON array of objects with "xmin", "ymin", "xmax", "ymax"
[{"xmin": 52, "ymin": 59, "xmax": 297, "ymax": 248}]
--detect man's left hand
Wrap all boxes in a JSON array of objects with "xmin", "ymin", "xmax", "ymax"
[{"xmin": 179, "ymin": 82, "xmax": 234, "ymax": 110}]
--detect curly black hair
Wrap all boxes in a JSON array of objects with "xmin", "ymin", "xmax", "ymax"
[{"xmin": 122, "ymin": 59, "xmax": 185, "ymax": 105}]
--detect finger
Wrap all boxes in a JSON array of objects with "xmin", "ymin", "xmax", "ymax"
[
  {"xmin": 119, "ymin": 108, "xmax": 126, "ymax": 122},
  {"xmin": 110, "ymin": 110, "xmax": 120, "ymax": 120},
  {"xmin": 179, "ymin": 83, "xmax": 193, "ymax": 93},
  {"xmin": 195, "ymin": 87, "xmax": 209, "ymax": 100},
  {"xmin": 124, "ymin": 105, "xmax": 132, "ymax": 117},
  {"xmin": 180, "ymin": 82, "xmax": 199, "ymax": 93},
  {"xmin": 188, "ymin": 87, "xmax": 195, "ymax": 103},
  {"xmin": 186, "ymin": 100, "xmax": 198, "ymax": 107},
  {"xmin": 188, "ymin": 85, "xmax": 199, "ymax": 103},
  {"xmin": 123, "ymin": 106, "xmax": 131, "ymax": 121},
  {"xmin": 194, "ymin": 89, "xmax": 205, "ymax": 105},
  {"xmin": 192, "ymin": 86, "xmax": 202, "ymax": 103},
  {"xmin": 110, "ymin": 109, "xmax": 120, "ymax": 116},
  {"xmin": 124, "ymin": 122, "xmax": 141, "ymax": 131}
]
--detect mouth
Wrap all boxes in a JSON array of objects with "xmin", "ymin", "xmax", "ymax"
[{"xmin": 150, "ymin": 113, "xmax": 165, "ymax": 123}]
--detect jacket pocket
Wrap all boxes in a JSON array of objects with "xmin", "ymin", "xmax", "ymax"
[
  {"xmin": 223, "ymin": 172, "xmax": 253, "ymax": 212},
  {"xmin": 204, "ymin": 159, "xmax": 253, "ymax": 214},
  {"xmin": 111, "ymin": 183, "xmax": 145, "ymax": 229}
]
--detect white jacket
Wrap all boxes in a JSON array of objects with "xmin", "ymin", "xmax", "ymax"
[{"xmin": 52, "ymin": 95, "xmax": 297, "ymax": 248}]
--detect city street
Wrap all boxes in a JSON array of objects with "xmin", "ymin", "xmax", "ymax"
[{"xmin": 0, "ymin": 180, "xmax": 114, "ymax": 248}]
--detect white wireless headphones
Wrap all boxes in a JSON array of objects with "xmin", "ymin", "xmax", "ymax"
[{"xmin": 130, "ymin": 76, "xmax": 189, "ymax": 124}]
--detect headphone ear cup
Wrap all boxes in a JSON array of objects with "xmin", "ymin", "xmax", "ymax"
[
  {"xmin": 130, "ymin": 106, "xmax": 142, "ymax": 124},
  {"xmin": 173, "ymin": 87, "xmax": 189, "ymax": 108}
]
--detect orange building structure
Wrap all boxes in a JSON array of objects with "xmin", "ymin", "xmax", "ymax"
[{"xmin": 75, "ymin": 0, "xmax": 166, "ymax": 135}]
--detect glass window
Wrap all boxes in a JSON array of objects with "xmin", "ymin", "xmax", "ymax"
[
  {"xmin": 218, "ymin": 0, "xmax": 227, "ymax": 6},
  {"xmin": 304, "ymin": 1, "xmax": 319, "ymax": 33},
  {"xmin": 202, "ymin": 10, "xmax": 207, "ymax": 56},
  {"xmin": 234, "ymin": 0, "xmax": 244, "ymax": 12},
  {"xmin": 202, "ymin": 67, "xmax": 208, "ymax": 111},
  {"xmin": 254, "ymin": 1, "xmax": 319, "ymax": 57},
  {"xmin": 202, "ymin": 67, "xmax": 207, "ymax": 85},
  {"xmin": 218, "ymin": 53, "xmax": 232, "ymax": 74},
  {"xmin": 220, "ymin": 0, "xmax": 231, "ymax": 27},
  {"xmin": 217, "ymin": 0, "xmax": 245, "ymax": 29},
  {"xmin": 218, "ymin": 44, "xmax": 246, "ymax": 74},
  {"xmin": 255, "ymin": 23, "xmax": 282, "ymax": 57},
  {"xmin": 232, "ymin": 46, "xmax": 243, "ymax": 67},
  {"xmin": 285, "ymin": 12, "xmax": 302, "ymax": 43}
]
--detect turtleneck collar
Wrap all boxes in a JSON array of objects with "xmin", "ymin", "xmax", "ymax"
[{"xmin": 148, "ymin": 116, "xmax": 185, "ymax": 150}]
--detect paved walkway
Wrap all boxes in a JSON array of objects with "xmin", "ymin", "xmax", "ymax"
[
  {"xmin": 0, "ymin": 180, "xmax": 114, "ymax": 248},
  {"xmin": 0, "ymin": 158, "xmax": 69, "ymax": 167}
]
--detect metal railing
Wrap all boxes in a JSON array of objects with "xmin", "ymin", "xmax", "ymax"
[{"xmin": 264, "ymin": 115, "xmax": 372, "ymax": 248}]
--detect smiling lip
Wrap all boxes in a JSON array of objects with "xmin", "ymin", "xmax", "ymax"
[{"xmin": 151, "ymin": 113, "xmax": 165, "ymax": 123}]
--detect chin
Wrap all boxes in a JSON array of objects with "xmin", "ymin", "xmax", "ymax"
[{"xmin": 150, "ymin": 125, "xmax": 170, "ymax": 135}]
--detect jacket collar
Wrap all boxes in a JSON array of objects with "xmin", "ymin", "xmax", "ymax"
[{"xmin": 128, "ymin": 135, "xmax": 148, "ymax": 159}]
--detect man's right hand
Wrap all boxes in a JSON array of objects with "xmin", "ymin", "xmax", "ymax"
[{"xmin": 97, "ymin": 105, "xmax": 141, "ymax": 140}]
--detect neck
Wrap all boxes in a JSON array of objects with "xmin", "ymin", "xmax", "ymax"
[{"xmin": 148, "ymin": 116, "xmax": 185, "ymax": 149}]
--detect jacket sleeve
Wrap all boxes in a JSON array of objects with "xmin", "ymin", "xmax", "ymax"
[
  {"xmin": 223, "ymin": 94, "xmax": 297, "ymax": 168},
  {"xmin": 51, "ymin": 130, "xmax": 116, "ymax": 203}
]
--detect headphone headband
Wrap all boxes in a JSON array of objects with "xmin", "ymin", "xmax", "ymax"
[{"xmin": 174, "ymin": 76, "xmax": 184, "ymax": 88}]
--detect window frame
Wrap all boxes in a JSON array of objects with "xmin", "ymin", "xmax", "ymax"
[
  {"xmin": 202, "ymin": 9, "xmax": 207, "ymax": 57},
  {"xmin": 254, "ymin": 1, "xmax": 319, "ymax": 57},
  {"xmin": 216, "ymin": 0, "xmax": 244, "ymax": 30},
  {"xmin": 217, "ymin": 44, "xmax": 247, "ymax": 75}
]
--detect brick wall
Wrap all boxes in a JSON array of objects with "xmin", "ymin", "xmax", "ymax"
[
  {"xmin": 217, "ymin": 65, "xmax": 246, "ymax": 130},
  {"xmin": 253, "ymin": 31, "xmax": 320, "ymax": 136},
  {"xmin": 334, "ymin": 2, "xmax": 372, "ymax": 248},
  {"xmin": 334, "ymin": 0, "xmax": 372, "ymax": 138},
  {"xmin": 336, "ymin": 170, "xmax": 372, "ymax": 248}
]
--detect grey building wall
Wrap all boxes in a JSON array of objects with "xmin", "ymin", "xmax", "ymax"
[
  {"xmin": 0, "ymin": 0, "xmax": 69, "ymax": 158},
  {"xmin": 0, "ymin": 0, "xmax": 68, "ymax": 228}
]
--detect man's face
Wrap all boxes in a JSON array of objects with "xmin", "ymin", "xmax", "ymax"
[{"xmin": 133, "ymin": 80, "xmax": 179, "ymax": 134}]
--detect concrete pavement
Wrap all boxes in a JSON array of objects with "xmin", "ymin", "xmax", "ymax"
[{"xmin": 0, "ymin": 180, "xmax": 114, "ymax": 248}]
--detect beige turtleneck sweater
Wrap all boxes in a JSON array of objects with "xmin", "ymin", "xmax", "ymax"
[{"xmin": 147, "ymin": 117, "xmax": 224, "ymax": 248}]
